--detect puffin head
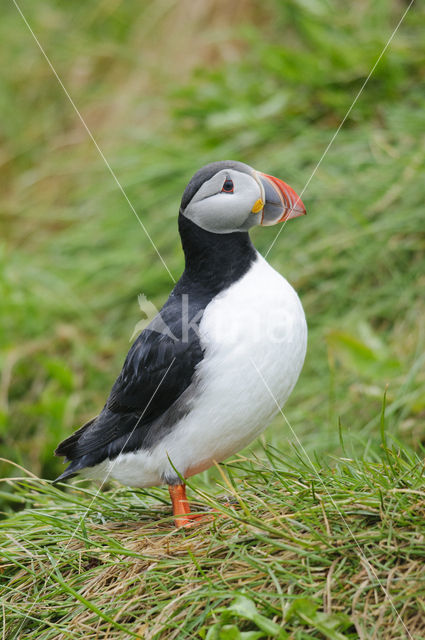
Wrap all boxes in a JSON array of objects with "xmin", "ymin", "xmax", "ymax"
[{"xmin": 179, "ymin": 160, "xmax": 306, "ymax": 234}]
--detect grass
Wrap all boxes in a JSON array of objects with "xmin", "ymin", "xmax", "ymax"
[
  {"xmin": 1, "ymin": 0, "xmax": 425, "ymax": 637},
  {"xmin": 2, "ymin": 436, "xmax": 425, "ymax": 639}
]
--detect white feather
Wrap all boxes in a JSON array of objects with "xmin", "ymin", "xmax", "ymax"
[{"xmin": 84, "ymin": 253, "xmax": 307, "ymax": 487}]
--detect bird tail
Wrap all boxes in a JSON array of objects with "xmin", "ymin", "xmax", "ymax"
[
  {"xmin": 53, "ymin": 416, "xmax": 97, "ymax": 484},
  {"xmin": 52, "ymin": 464, "xmax": 79, "ymax": 484},
  {"xmin": 55, "ymin": 417, "xmax": 96, "ymax": 457}
]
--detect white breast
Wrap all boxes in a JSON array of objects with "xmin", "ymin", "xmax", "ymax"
[{"xmin": 92, "ymin": 253, "xmax": 307, "ymax": 487}]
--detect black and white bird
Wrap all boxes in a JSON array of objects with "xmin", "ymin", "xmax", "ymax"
[{"xmin": 55, "ymin": 161, "xmax": 307, "ymax": 526}]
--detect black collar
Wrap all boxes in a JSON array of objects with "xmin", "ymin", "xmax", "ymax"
[{"xmin": 178, "ymin": 214, "xmax": 257, "ymax": 296}]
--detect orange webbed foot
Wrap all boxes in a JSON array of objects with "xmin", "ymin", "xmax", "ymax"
[
  {"xmin": 168, "ymin": 484, "xmax": 236, "ymax": 528},
  {"xmin": 174, "ymin": 511, "xmax": 216, "ymax": 528},
  {"xmin": 168, "ymin": 484, "xmax": 221, "ymax": 528}
]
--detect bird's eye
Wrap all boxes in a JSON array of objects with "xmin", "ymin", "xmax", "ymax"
[{"xmin": 221, "ymin": 178, "xmax": 234, "ymax": 193}]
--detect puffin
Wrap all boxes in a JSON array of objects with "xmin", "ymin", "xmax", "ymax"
[{"xmin": 55, "ymin": 161, "xmax": 307, "ymax": 527}]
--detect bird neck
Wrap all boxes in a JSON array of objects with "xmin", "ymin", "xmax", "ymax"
[{"xmin": 178, "ymin": 214, "xmax": 257, "ymax": 294}]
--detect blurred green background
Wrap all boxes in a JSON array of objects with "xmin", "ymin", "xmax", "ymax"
[{"xmin": 1, "ymin": 0, "xmax": 424, "ymax": 498}]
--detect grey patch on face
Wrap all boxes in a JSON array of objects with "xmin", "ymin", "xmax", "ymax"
[
  {"xmin": 239, "ymin": 211, "xmax": 262, "ymax": 231},
  {"xmin": 182, "ymin": 168, "xmax": 262, "ymax": 234}
]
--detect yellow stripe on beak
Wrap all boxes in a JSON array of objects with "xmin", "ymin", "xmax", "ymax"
[{"xmin": 251, "ymin": 199, "xmax": 264, "ymax": 214}]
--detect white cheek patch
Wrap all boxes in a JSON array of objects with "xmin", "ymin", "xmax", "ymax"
[{"xmin": 184, "ymin": 170, "xmax": 262, "ymax": 234}]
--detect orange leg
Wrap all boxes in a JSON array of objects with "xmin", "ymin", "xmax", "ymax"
[
  {"xmin": 168, "ymin": 484, "xmax": 190, "ymax": 527},
  {"xmin": 168, "ymin": 484, "xmax": 212, "ymax": 528}
]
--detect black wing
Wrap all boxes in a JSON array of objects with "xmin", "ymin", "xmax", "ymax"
[{"xmin": 55, "ymin": 286, "xmax": 208, "ymax": 478}]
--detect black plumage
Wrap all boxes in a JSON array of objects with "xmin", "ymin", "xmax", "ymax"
[{"xmin": 55, "ymin": 211, "xmax": 256, "ymax": 481}]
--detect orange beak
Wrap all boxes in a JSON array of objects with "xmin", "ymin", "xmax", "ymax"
[{"xmin": 257, "ymin": 172, "xmax": 306, "ymax": 226}]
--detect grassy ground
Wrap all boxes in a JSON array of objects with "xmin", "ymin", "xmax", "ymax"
[
  {"xmin": 2, "ymin": 442, "xmax": 425, "ymax": 639},
  {"xmin": 1, "ymin": 0, "xmax": 425, "ymax": 637}
]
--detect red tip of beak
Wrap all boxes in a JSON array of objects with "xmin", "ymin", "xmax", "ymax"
[{"xmin": 261, "ymin": 173, "xmax": 306, "ymax": 222}]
